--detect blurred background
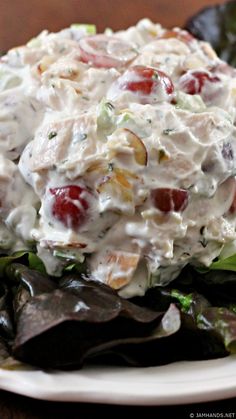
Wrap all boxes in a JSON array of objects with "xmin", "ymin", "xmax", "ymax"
[{"xmin": 0, "ymin": 0, "xmax": 226, "ymax": 51}]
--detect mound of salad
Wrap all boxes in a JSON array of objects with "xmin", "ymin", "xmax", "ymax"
[{"xmin": 1, "ymin": 18, "xmax": 236, "ymax": 369}]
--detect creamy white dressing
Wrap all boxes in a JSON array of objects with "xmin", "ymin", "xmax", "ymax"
[{"xmin": 1, "ymin": 19, "xmax": 236, "ymax": 297}]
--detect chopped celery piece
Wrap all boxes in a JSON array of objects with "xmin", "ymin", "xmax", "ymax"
[
  {"xmin": 116, "ymin": 112, "xmax": 132, "ymax": 125},
  {"xmin": 176, "ymin": 91, "xmax": 206, "ymax": 113},
  {"xmin": 97, "ymin": 98, "xmax": 116, "ymax": 134},
  {"xmin": 53, "ymin": 249, "xmax": 85, "ymax": 263},
  {"xmin": 104, "ymin": 28, "xmax": 114, "ymax": 35},
  {"xmin": 0, "ymin": 70, "xmax": 22, "ymax": 92},
  {"xmin": 27, "ymin": 37, "xmax": 42, "ymax": 48},
  {"xmin": 70, "ymin": 24, "xmax": 96, "ymax": 35}
]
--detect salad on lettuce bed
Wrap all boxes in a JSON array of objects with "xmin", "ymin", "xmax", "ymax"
[{"xmin": 1, "ymin": 11, "xmax": 236, "ymax": 369}]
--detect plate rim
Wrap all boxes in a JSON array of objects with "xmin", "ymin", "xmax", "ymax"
[{"xmin": 1, "ymin": 356, "xmax": 236, "ymax": 405}]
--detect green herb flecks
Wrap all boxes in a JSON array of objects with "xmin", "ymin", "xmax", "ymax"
[
  {"xmin": 199, "ymin": 238, "xmax": 208, "ymax": 248},
  {"xmin": 163, "ymin": 128, "xmax": 175, "ymax": 136},
  {"xmin": 152, "ymin": 71, "xmax": 159, "ymax": 80},
  {"xmin": 108, "ymin": 162, "xmax": 114, "ymax": 172},
  {"xmin": 79, "ymin": 133, "xmax": 87, "ymax": 141},
  {"xmin": 106, "ymin": 102, "xmax": 115, "ymax": 111},
  {"xmin": 48, "ymin": 131, "xmax": 57, "ymax": 140},
  {"xmin": 158, "ymin": 148, "xmax": 169, "ymax": 163},
  {"xmin": 200, "ymin": 226, "xmax": 205, "ymax": 235}
]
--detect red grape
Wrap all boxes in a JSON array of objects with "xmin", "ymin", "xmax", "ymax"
[
  {"xmin": 49, "ymin": 185, "xmax": 90, "ymax": 229},
  {"xmin": 151, "ymin": 188, "xmax": 189, "ymax": 212},
  {"xmin": 179, "ymin": 70, "xmax": 220, "ymax": 95}
]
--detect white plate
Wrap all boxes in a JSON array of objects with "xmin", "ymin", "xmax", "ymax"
[{"xmin": 0, "ymin": 356, "xmax": 236, "ymax": 405}]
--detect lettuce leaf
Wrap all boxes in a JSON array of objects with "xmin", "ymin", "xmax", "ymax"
[
  {"xmin": 198, "ymin": 307, "xmax": 236, "ymax": 352},
  {"xmin": 1, "ymin": 249, "xmax": 236, "ymax": 369},
  {"xmin": 185, "ymin": 0, "xmax": 236, "ymax": 66},
  {"xmin": 209, "ymin": 253, "xmax": 236, "ymax": 272},
  {"xmin": 12, "ymin": 269, "xmax": 182, "ymax": 368},
  {"xmin": 0, "ymin": 251, "xmax": 46, "ymax": 276}
]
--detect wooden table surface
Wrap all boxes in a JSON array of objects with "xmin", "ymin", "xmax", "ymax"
[
  {"xmin": 0, "ymin": 0, "xmax": 236, "ymax": 417},
  {"xmin": 0, "ymin": 389, "xmax": 235, "ymax": 419},
  {"xmin": 0, "ymin": 0, "xmax": 227, "ymax": 52}
]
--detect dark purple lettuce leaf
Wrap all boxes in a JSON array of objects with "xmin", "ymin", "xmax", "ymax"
[
  {"xmin": 12, "ymin": 272, "xmax": 182, "ymax": 369},
  {"xmin": 122, "ymin": 285, "xmax": 228, "ymax": 364},
  {"xmin": 0, "ymin": 338, "xmax": 10, "ymax": 362},
  {"xmin": 131, "ymin": 281, "xmax": 231, "ymax": 359},
  {"xmin": 104, "ymin": 327, "xmax": 227, "ymax": 367},
  {"xmin": 198, "ymin": 307, "xmax": 236, "ymax": 352},
  {"xmin": 0, "ymin": 280, "xmax": 14, "ymax": 340},
  {"xmin": 14, "ymin": 299, "xmax": 180, "ymax": 369},
  {"xmin": 185, "ymin": 0, "xmax": 236, "ymax": 66},
  {"xmin": 131, "ymin": 283, "xmax": 210, "ymax": 321},
  {"xmin": 158, "ymin": 269, "xmax": 236, "ymax": 355},
  {"xmin": 0, "ymin": 262, "xmax": 234, "ymax": 369},
  {"xmin": 175, "ymin": 265, "xmax": 236, "ymax": 309}
]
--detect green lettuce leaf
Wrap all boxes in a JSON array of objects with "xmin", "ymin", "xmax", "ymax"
[
  {"xmin": 209, "ymin": 254, "xmax": 236, "ymax": 272},
  {"xmin": 194, "ymin": 250, "xmax": 236, "ymax": 274},
  {"xmin": 0, "ymin": 251, "xmax": 46, "ymax": 276}
]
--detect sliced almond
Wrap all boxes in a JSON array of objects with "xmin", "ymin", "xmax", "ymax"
[
  {"xmin": 97, "ymin": 173, "xmax": 133, "ymax": 204},
  {"xmin": 106, "ymin": 251, "xmax": 140, "ymax": 289},
  {"xmin": 124, "ymin": 129, "xmax": 148, "ymax": 166},
  {"xmin": 108, "ymin": 128, "xmax": 147, "ymax": 166}
]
